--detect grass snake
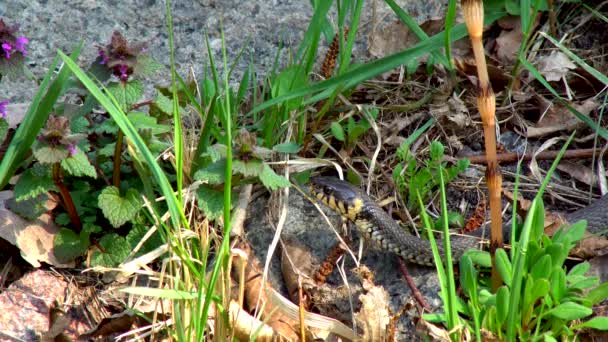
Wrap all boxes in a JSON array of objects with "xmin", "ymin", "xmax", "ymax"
[{"xmin": 309, "ymin": 176, "xmax": 608, "ymax": 266}]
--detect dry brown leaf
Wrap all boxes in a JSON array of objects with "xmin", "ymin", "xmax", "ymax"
[
  {"xmin": 280, "ymin": 238, "xmax": 315, "ymax": 303},
  {"xmin": 430, "ymin": 93, "xmax": 471, "ymax": 129},
  {"xmin": 368, "ymin": 20, "xmax": 410, "ymax": 58},
  {"xmin": 232, "ymin": 241, "xmax": 300, "ymax": 341},
  {"xmin": 570, "ymin": 232, "xmax": 608, "ymax": 259},
  {"xmin": 415, "ymin": 319, "xmax": 451, "ymax": 341},
  {"xmin": 0, "ymin": 191, "xmax": 73, "ymax": 268},
  {"xmin": 526, "ymin": 99, "xmax": 598, "ymax": 138},
  {"xmin": 494, "ymin": 16, "xmax": 523, "ymax": 63},
  {"xmin": 227, "ymin": 300, "xmax": 285, "ymax": 342},
  {"xmin": 536, "ymin": 51, "xmax": 577, "ymax": 82},
  {"xmin": 355, "ymin": 286, "xmax": 391, "ymax": 342},
  {"xmin": 503, "ymin": 190, "xmax": 567, "ymax": 235},
  {"xmin": 557, "ymin": 160, "xmax": 598, "ymax": 186}
]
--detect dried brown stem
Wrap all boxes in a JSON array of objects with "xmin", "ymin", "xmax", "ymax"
[
  {"xmin": 462, "ymin": 0, "xmax": 503, "ymax": 290},
  {"xmin": 52, "ymin": 163, "xmax": 82, "ymax": 232}
]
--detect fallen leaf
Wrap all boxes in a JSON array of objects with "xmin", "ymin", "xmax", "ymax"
[
  {"xmin": 536, "ymin": 51, "xmax": 577, "ymax": 82},
  {"xmin": 355, "ymin": 285, "xmax": 391, "ymax": 341},
  {"xmin": 526, "ymin": 99, "xmax": 598, "ymax": 138},
  {"xmin": 557, "ymin": 160, "xmax": 597, "ymax": 186},
  {"xmin": 430, "ymin": 93, "xmax": 471, "ymax": 129},
  {"xmin": 494, "ymin": 16, "xmax": 523, "ymax": 63},
  {"xmin": 0, "ymin": 191, "xmax": 73, "ymax": 268}
]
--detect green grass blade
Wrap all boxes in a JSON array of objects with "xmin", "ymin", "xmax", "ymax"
[
  {"xmin": 0, "ymin": 45, "xmax": 82, "ymax": 189},
  {"xmin": 439, "ymin": 167, "xmax": 460, "ymax": 339},
  {"xmin": 198, "ymin": 29, "xmax": 234, "ymax": 338},
  {"xmin": 165, "ymin": 0, "xmax": 184, "ymax": 204},
  {"xmin": 295, "ymin": 0, "xmax": 334, "ymax": 68}
]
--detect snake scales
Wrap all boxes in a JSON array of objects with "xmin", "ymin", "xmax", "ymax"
[{"xmin": 309, "ymin": 176, "xmax": 608, "ymax": 266}]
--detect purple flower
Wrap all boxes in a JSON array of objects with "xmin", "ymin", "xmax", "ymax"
[
  {"xmin": 15, "ymin": 36, "xmax": 28, "ymax": 55},
  {"xmin": 117, "ymin": 64, "xmax": 129, "ymax": 81},
  {"xmin": 0, "ymin": 100, "xmax": 8, "ymax": 119},
  {"xmin": 2, "ymin": 43, "xmax": 12, "ymax": 59},
  {"xmin": 67, "ymin": 144, "xmax": 77, "ymax": 156},
  {"xmin": 98, "ymin": 49, "xmax": 108, "ymax": 64}
]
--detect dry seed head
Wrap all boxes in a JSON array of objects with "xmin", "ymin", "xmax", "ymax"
[
  {"xmin": 462, "ymin": 0, "xmax": 484, "ymax": 39},
  {"xmin": 321, "ymin": 28, "xmax": 348, "ymax": 79},
  {"xmin": 477, "ymin": 86, "xmax": 496, "ymax": 126}
]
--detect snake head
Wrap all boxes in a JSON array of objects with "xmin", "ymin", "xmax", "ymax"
[{"xmin": 309, "ymin": 176, "xmax": 364, "ymax": 219}]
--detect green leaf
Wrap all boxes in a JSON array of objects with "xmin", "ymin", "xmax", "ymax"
[
  {"xmin": 97, "ymin": 142, "xmax": 116, "ymax": 157},
  {"xmin": 194, "ymin": 159, "xmax": 227, "ymax": 185},
  {"xmin": 273, "ymin": 142, "xmax": 302, "ymax": 154},
  {"xmin": 60, "ymin": 147, "xmax": 97, "ymax": 178},
  {"xmin": 94, "ymin": 118, "xmax": 119, "ymax": 134},
  {"xmin": 151, "ymin": 92, "xmax": 174, "ymax": 116},
  {"xmin": 260, "ymin": 164, "xmax": 290, "ymax": 191},
  {"xmin": 14, "ymin": 164, "xmax": 56, "ymax": 201},
  {"xmin": 462, "ymin": 250, "xmax": 492, "ymax": 267},
  {"xmin": 0, "ymin": 118, "xmax": 8, "ymax": 143},
  {"xmin": 459, "ymin": 255, "xmax": 477, "ymax": 298},
  {"xmin": 33, "ymin": 145, "xmax": 70, "ymax": 164},
  {"xmin": 98, "ymin": 186, "xmax": 143, "ymax": 228},
  {"xmin": 53, "ymin": 228, "xmax": 90, "ymax": 262},
  {"xmin": 55, "ymin": 213, "xmax": 71, "ymax": 226},
  {"xmin": 233, "ymin": 159, "xmax": 264, "ymax": 177},
  {"xmin": 330, "ymin": 122, "xmax": 345, "ymax": 142},
  {"xmin": 430, "ymin": 141, "xmax": 444, "ymax": 161},
  {"xmin": 70, "ymin": 116, "xmax": 90, "ymax": 134},
  {"xmin": 546, "ymin": 302, "xmax": 592, "ymax": 320},
  {"xmin": 531, "ymin": 254, "xmax": 552, "ymax": 280},
  {"xmin": 551, "ymin": 267, "xmax": 566, "ymax": 302},
  {"xmin": 586, "ymin": 282, "xmax": 608, "ymax": 305},
  {"xmin": 495, "ymin": 248, "xmax": 512, "ymax": 286},
  {"xmin": 106, "ymin": 80, "xmax": 144, "ymax": 109},
  {"xmin": 496, "ymin": 286, "xmax": 510, "ymax": 325},
  {"xmin": 570, "ymin": 277, "xmax": 599, "ymax": 290},
  {"xmin": 196, "ymin": 185, "xmax": 227, "ymax": 220},
  {"xmin": 90, "ymin": 233, "xmax": 130, "ymax": 267},
  {"xmin": 126, "ymin": 224, "xmax": 163, "ymax": 256},
  {"xmin": 573, "ymin": 316, "xmax": 608, "ymax": 331},
  {"xmin": 6, "ymin": 194, "xmax": 49, "ymax": 220},
  {"xmin": 271, "ymin": 66, "xmax": 307, "ymax": 110},
  {"xmin": 567, "ymin": 262, "xmax": 590, "ymax": 279},
  {"xmin": 127, "ymin": 111, "xmax": 171, "ymax": 134},
  {"xmin": 134, "ymin": 54, "xmax": 163, "ymax": 76}
]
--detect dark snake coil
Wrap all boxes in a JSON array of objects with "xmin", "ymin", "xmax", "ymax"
[{"xmin": 309, "ymin": 176, "xmax": 608, "ymax": 266}]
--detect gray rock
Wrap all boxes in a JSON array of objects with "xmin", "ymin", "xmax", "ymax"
[
  {"xmin": 0, "ymin": 0, "xmax": 447, "ymax": 104},
  {"xmin": 245, "ymin": 187, "xmax": 445, "ymax": 339}
]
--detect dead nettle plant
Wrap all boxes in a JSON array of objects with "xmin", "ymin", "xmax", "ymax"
[{"xmin": 8, "ymin": 29, "xmax": 171, "ymax": 267}]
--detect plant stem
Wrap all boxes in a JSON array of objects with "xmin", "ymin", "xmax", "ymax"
[
  {"xmin": 113, "ymin": 130, "xmax": 123, "ymax": 188},
  {"xmin": 52, "ymin": 163, "xmax": 81, "ymax": 232}
]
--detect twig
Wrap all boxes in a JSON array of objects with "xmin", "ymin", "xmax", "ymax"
[
  {"xmin": 460, "ymin": 148, "xmax": 604, "ymax": 164},
  {"xmin": 397, "ymin": 258, "xmax": 432, "ymax": 312}
]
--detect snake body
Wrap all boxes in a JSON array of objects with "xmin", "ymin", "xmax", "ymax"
[{"xmin": 309, "ymin": 176, "xmax": 608, "ymax": 266}]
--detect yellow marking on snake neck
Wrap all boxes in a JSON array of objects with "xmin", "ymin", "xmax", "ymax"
[
  {"xmin": 346, "ymin": 198, "xmax": 364, "ymax": 221},
  {"xmin": 337, "ymin": 200, "xmax": 347, "ymax": 214},
  {"xmin": 328, "ymin": 195, "xmax": 337, "ymax": 211}
]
